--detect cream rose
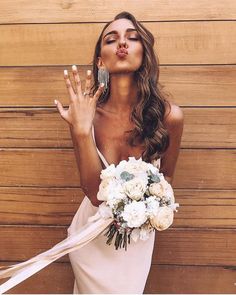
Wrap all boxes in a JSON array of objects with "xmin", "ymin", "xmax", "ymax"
[
  {"xmin": 150, "ymin": 206, "xmax": 174, "ymax": 231},
  {"xmin": 149, "ymin": 178, "xmax": 174, "ymax": 202},
  {"xmin": 97, "ymin": 178, "xmax": 113, "ymax": 201},
  {"xmin": 118, "ymin": 157, "xmax": 148, "ymax": 176},
  {"xmin": 122, "ymin": 177, "xmax": 147, "ymax": 201}
]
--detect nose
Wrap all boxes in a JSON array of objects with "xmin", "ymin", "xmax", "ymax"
[{"xmin": 118, "ymin": 39, "xmax": 128, "ymax": 48}]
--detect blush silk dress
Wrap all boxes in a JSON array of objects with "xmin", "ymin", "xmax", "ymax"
[{"xmin": 67, "ymin": 125, "xmax": 161, "ymax": 294}]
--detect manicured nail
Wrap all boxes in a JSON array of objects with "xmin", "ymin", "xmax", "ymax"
[
  {"xmin": 64, "ymin": 69, "xmax": 68, "ymax": 76},
  {"xmin": 100, "ymin": 83, "xmax": 104, "ymax": 87},
  {"xmin": 87, "ymin": 70, "xmax": 92, "ymax": 75},
  {"xmin": 54, "ymin": 99, "xmax": 58, "ymax": 105},
  {"xmin": 72, "ymin": 65, "xmax": 77, "ymax": 71}
]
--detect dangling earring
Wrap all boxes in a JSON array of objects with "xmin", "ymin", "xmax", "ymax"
[{"xmin": 98, "ymin": 68, "xmax": 109, "ymax": 92}]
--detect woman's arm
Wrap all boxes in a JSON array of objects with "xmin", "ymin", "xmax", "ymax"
[
  {"xmin": 160, "ymin": 103, "xmax": 184, "ymax": 185},
  {"xmin": 70, "ymin": 126, "xmax": 104, "ymax": 207}
]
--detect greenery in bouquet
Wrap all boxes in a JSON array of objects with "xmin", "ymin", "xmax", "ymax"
[{"xmin": 97, "ymin": 157, "xmax": 179, "ymax": 250}]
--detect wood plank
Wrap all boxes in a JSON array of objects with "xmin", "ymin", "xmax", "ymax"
[
  {"xmin": 0, "ymin": 149, "xmax": 235, "ymax": 189},
  {"xmin": 0, "ymin": 21, "xmax": 236, "ymax": 66},
  {"xmin": 175, "ymin": 190, "xmax": 236, "ymax": 228},
  {"xmin": 1, "ymin": 188, "xmax": 236, "ymax": 228},
  {"xmin": 0, "ymin": 262, "xmax": 74, "ymax": 294},
  {"xmin": 0, "ymin": 107, "xmax": 235, "ymax": 148},
  {"xmin": 1, "ymin": 227, "xmax": 236, "ymax": 266},
  {"xmin": 0, "ymin": 0, "xmax": 235, "ymax": 23},
  {"xmin": 1, "ymin": 65, "xmax": 235, "ymax": 107},
  {"xmin": 145, "ymin": 264, "xmax": 236, "ymax": 294},
  {"xmin": 160, "ymin": 65, "xmax": 236, "ymax": 106},
  {"xmin": 173, "ymin": 149, "xmax": 236, "ymax": 189},
  {"xmin": 0, "ymin": 187, "xmax": 83, "ymax": 225},
  {"xmin": 0, "ymin": 262, "xmax": 235, "ymax": 294},
  {"xmin": 182, "ymin": 108, "xmax": 236, "ymax": 148}
]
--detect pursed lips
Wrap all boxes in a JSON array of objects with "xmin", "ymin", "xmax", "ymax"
[{"xmin": 116, "ymin": 48, "xmax": 128, "ymax": 56}]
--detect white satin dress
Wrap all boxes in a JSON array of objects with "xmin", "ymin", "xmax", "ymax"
[{"xmin": 67, "ymin": 125, "xmax": 161, "ymax": 294}]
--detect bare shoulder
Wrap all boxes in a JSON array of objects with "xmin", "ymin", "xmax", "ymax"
[{"xmin": 163, "ymin": 100, "xmax": 184, "ymax": 127}]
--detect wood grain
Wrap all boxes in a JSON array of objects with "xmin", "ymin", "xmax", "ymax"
[
  {"xmin": 1, "ymin": 188, "xmax": 236, "ymax": 228},
  {"xmin": 0, "ymin": 0, "xmax": 235, "ymax": 23},
  {"xmin": 1, "ymin": 262, "xmax": 236, "ymax": 294},
  {"xmin": 1, "ymin": 227, "xmax": 236, "ymax": 266},
  {"xmin": 145, "ymin": 264, "xmax": 236, "ymax": 294},
  {"xmin": 1, "ymin": 22, "xmax": 236, "ymax": 65},
  {"xmin": 0, "ymin": 149, "xmax": 234, "ymax": 189},
  {"xmin": 0, "ymin": 107, "xmax": 235, "ymax": 148},
  {"xmin": 1, "ymin": 65, "xmax": 235, "ymax": 106}
]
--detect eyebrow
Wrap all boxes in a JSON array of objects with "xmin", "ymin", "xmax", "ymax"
[{"xmin": 103, "ymin": 28, "xmax": 137, "ymax": 40}]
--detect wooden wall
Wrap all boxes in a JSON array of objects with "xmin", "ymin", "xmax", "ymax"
[{"xmin": 0, "ymin": 0, "xmax": 236, "ymax": 293}]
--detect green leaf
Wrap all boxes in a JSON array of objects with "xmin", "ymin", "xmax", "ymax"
[
  {"xmin": 120, "ymin": 171, "xmax": 135, "ymax": 181},
  {"xmin": 149, "ymin": 171, "xmax": 160, "ymax": 183}
]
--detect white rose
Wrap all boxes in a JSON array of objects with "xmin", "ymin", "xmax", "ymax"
[
  {"xmin": 100, "ymin": 164, "xmax": 116, "ymax": 180},
  {"xmin": 147, "ymin": 163, "xmax": 159, "ymax": 174},
  {"xmin": 122, "ymin": 177, "xmax": 147, "ymax": 201},
  {"xmin": 117, "ymin": 157, "xmax": 148, "ymax": 175},
  {"xmin": 122, "ymin": 201, "xmax": 147, "ymax": 228},
  {"xmin": 145, "ymin": 196, "xmax": 160, "ymax": 218},
  {"xmin": 150, "ymin": 206, "xmax": 174, "ymax": 231},
  {"xmin": 98, "ymin": 202, "xmax": 113, "ymax": 219},
  {"xmin": 97, "ymin": 178, "xmax": 114, "ymax": 201},
  {"xmin": 106, "ymin": 183, "xmax": 127, "ymax": 209}
]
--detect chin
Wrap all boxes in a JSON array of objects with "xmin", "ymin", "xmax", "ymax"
[{"xmin": 110, "ymin": 65, "xmax": 140, "ymax": 74}]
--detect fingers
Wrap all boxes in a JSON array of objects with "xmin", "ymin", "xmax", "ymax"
[
  {"xmin": 64, "ymin": 70, "xmax": 76, "ymax": 100},
  {"xmin": 93, "ymin": 83, "xmax": 104, "ymax": 102},
  {"xmin": 72, "ymin": 65, "xmax": 83, "ymax": 97},
  {"xmin": 84, "ymin": 70, "xmax": 92, "ymax": 95},
  {"xmin": 54, "ymin": 99, "xmax": 68, "ymax": 122}
]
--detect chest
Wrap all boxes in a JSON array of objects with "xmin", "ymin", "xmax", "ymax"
[{"xmin": 93, "ymin": 113, "xmax": 145, "ymax": 167}]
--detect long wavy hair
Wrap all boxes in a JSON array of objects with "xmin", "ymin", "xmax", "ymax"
[{"xmin": 91, "ymin": 11, "xmax": 170, "ymax": 163}]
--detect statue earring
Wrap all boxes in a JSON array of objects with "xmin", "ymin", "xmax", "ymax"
[{"xmin": 98, "ymin": 68, "xmax": 109, "ymax": 91}]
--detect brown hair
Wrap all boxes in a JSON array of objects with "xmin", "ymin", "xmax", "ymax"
[{"xmin": 91, "ymin": 11, "xmax": 170, "ymax": 163}]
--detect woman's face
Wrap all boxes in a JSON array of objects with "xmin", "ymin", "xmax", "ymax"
[{"xmin": 98, "ymin": 18, "xmax": 144, "ymax": 74}]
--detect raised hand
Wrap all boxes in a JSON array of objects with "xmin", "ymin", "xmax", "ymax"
[{"xmin": 54, "ymin": 65, "xmax": 104, "ymax": 137}]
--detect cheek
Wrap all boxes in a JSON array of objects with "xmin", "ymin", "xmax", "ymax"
[{"xmin": 100, "ymin": 46, "xmax": 114, "ymax": 63}]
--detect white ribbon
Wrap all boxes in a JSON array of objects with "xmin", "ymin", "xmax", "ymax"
[{"xmin": 0, "ymin": 205, "xmax": 113, "ymax": 294}]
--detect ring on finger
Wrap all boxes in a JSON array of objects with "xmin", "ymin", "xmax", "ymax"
[{"xmin": 83, "ymin": 91, "xmax": 93, "ymax": 96}]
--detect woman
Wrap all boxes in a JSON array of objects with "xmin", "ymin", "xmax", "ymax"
[{"xmin": 55, "ymin": 11, "xmax": 184, "ymax": 294}]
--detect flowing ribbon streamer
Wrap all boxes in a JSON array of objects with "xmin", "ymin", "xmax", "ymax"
[{"xmin": 0, "ymin": 207, "xmax": 113, "ymax": 294}]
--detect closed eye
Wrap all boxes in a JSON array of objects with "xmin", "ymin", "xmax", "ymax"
[{"xmin": 105, "ymin": 37, "xmax": 139, "ymax": 44}]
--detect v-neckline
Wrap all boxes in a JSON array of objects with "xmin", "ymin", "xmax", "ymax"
[
  {"xmin": 91, "ymin": 124, "xmax": 161, "ymax": 169},
  {"xmin": 92, "ymin": 124, "xmax": 110, "ymax": 168}
]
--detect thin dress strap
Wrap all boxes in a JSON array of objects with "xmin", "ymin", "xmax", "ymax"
[{"xmin": 92, "ymin": 124, "xmax": 110, "ymax": 168}]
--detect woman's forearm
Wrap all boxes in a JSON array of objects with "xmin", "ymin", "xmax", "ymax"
[{"xmin": 70, "ymin": 126, "xmax": 104, "ymax": 207}]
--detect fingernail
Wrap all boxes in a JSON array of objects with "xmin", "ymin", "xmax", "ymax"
[
  {"xmin": 64, "ymin": 70, "xmax": 68, "ymax": 76},
  {"xmin": 72, "ymin": 65, "xmax": 77, "ymax": 71},
  {"xmin": 100, "ymin": 83, "xmax": 104, "ymax": 87},
  {"xmin": 54, "ymin": 99, "xmax": 58, "ymax": 105},
  {"xmin": 87, "ymin": 70, "xmax": 92, "ymax": 75}
]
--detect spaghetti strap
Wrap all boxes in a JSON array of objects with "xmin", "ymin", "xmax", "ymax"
[
  {"xmin": 92, "ymin": 124, "xmax": 161, "ymax": 169},
  {"xmin": 92, "ymin": 124, "xmax": 110, "ymax": 168}
]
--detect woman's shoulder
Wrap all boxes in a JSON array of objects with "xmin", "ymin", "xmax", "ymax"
[{"xmin": 163, "ymin": 100, "xmax": 184, "ymax": 126}]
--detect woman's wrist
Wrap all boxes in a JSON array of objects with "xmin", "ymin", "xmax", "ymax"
[{"xmin": 70, "ymin": 124, "xmax": 92, "ymax": 139}]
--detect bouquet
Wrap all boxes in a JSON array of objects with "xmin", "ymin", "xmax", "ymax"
[
  {"xmin": 96, "ymin": 157, "xmax": 179, "ymax": 250},
  {"xmin": 0, "ymin": 157, "xmax": 179, "ymax": 293}
]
